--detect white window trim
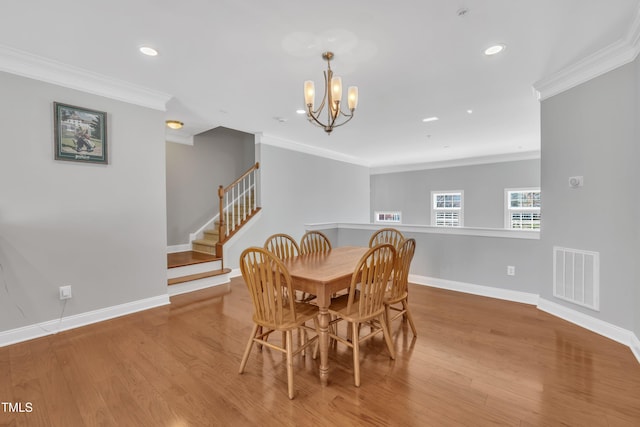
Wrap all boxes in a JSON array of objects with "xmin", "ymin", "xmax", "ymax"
[
  {"xmin": 504, "ymin": 187, "xmax": 540, "ymax": 230},
  {"xmin": 431, "ymin": 190, "xmax": 464, "ymax": 227}
]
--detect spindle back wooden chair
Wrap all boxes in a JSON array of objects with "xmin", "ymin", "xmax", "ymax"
[
  {"xmin": 384, "ymin": 238, "xmax": 417, "ymax": 337},
  {"xmin": 328, "ymin": 243, "xmax": 397, "ymax": 386},
  {"xmin": 300, "ymin": 230, "xmax": 332, "ymax": 255},
  {"xmin": 238, "ymin": 247, "xmax": 319, "ymax": 399}
]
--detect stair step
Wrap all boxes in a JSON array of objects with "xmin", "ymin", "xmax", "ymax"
[
  {"xmin": 167, "ymin": 250, "xmax": 220, "ymax": 269},
  {"xmin": 168, "ymin": 268, "xmax": 231, "ymax": 286},
  {"xmin": 192, "ymin": 239, "xmax": 218, "ymax": 255}
]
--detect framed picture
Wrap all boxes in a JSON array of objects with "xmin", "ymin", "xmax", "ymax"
[
  {"xmin": 54, "ymin": 102, "xmax": 108, "ymax": 164},
  {"xmin": 374, "ymin": 211, "xmax": 402, "ymax": 224}
]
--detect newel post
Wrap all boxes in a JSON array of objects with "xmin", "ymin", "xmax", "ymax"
[{"xmin": 218, "ymin": 185, "xmax": 225, "ymax": 242}]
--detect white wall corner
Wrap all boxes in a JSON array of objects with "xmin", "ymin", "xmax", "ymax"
[
  {"xmin": 534, "ymin": 6, "xmax": 640, "ymax": 100},
  {"xmin": 0, "ymin": 294, "xmax": 170, "ymax": 348},
  {"xmin": 0, "ymin": 44, "xmax": 172, "ymax": 111}
]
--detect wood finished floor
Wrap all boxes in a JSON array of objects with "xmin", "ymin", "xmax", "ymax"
[{"xmin": 2, "ymin": 278, "xmax": 640, "ymax": 426}]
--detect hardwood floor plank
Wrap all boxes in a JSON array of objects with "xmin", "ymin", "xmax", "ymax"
[{"xmin": 1, "ymin": 279, "xmax": 640, "ymax": 426}]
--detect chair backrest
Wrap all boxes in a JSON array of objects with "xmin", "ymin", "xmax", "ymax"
[
  {"xmin": 264, "ymin": 233, "xmax": 300, "ymax": 260},
  {"xmin": 388, "ymin": 238, "xmax": 416, "ymax": 300},
  {"xmin": 369, "ymin": 228, "xmax": 405, "ymax": 250},
  {"xmin": 345, "ymin": 244, "xmax": 396, "ymax": 317},
  {"xmin": 239, "ymin": 247, "xmax": 297, "ymax": 327},
  {"xmin": 300, "ymin": 231, "xmax": 332, "ymax": 254}
]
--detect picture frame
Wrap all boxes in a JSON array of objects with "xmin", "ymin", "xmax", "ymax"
[
  {"xmin": 54, "ymin": 102, "xmax": 108, "ymax": 164},
  {"xmin": 374, "ymin": 211, "xmax": 402, "ymax": 224}
]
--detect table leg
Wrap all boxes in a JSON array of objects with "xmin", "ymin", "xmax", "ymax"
[{"xmin": 318, "ymin": 305, "xmax": 330, "ymax": 386}]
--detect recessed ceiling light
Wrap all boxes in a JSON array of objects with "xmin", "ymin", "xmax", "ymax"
[
  {"xmin": 484, "ymin": 44, "xmax": 505, "ymax": 56},
  {"xmin": 296, "ymin": 109, "xmax": 306, "ymax": 115},
  {"xmin": 165, "ymin": 120, "xmax": 183, "ymax": 129},
  {"xmin": 467, "ymin": 109, "xmax": 473, "ymax": 114},
  {"xmin": 139, "ymin": 46, "xmax": 158, "ymax": 56},
  {"xmin": 422, "ymin": 117, "xmax": 439, "ymax": 123}
]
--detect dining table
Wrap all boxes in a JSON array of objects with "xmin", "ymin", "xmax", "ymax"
[{"xmin": 281, "ymin": 245, "xmax": 369, "ymax": 386}]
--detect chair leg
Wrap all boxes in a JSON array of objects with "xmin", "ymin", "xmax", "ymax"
[
  {"xmin": 257, "ymin": 325, "xmax": 264, "ymax": 351},
  {"xmin": 239, "ymin": 324, "xmax": 259, "ymax": 374},
  {"xmin": 286, "ymin": 330, "xmax": 295, "ymax": 399},
  {"xmin": 403, "ymin": 299, "xmax": 417, "ymax": 337},
  {"xmin": 380, "ymin": 314, "xmax": 396, "ymax": 360},
  {"xmin": 384, "ymin": 303, "xmax": 392, "ymax": 334},
  {"xmin": 352, "ymin": 322, "xmax": 361, "ymax": 387}
]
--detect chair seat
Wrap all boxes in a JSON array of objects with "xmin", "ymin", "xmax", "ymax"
[
  {"xmin": 384, "ymin": 290, "xmax": 408, "ymax": 306},
  {"xmin": 254, "ymin": 301, "xmax": 319, "ymax": 330},
  {"xmin": 328, "ymin": 294, "xmax": 385, "ymax": 323}
]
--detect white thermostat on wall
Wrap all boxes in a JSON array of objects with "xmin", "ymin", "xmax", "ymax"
[{"xmin": 568, "ymin": 176, "xmax": 583, "ymax": 188}]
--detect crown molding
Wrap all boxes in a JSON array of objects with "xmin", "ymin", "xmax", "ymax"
[
  {"xmin": 534, "ymin": 7, "xmax": 640, "ymax": 100},
  {"xmin": 165, "ymin": 132, "xmax": 194, "ymax": 146},
  {"xmin": 256, "ymin": 133, "xmax": 371, "ymax": 167},
  {"xmin": 0, "ymin": 44, "xmax": 172, "ymax": 111},
  {"xmin": 370, "ymin": 150, "xmax": 541, "ymax": 175}
]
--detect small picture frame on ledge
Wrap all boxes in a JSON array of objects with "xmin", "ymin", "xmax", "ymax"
[
  {"xmin": 374, "ymin": 211, "xmax": 402, "ymax": 224},
  {"xmin": 54, "ymin": 102, "xmax": 108, "ymax": 164}
]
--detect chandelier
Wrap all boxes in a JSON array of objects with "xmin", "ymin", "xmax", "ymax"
[{"xmin": 304, "ymin": 52, "xmax": 358, "ymax": 134}]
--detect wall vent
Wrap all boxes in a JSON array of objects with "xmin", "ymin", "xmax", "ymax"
[{"xmin": 553, "ymin": 246, "xmax": 599, "ymax": 311}]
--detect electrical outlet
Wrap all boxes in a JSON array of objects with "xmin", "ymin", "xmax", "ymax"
[
  {"xmin": 59, "ymin": 285, "xmax": 72, "ymax": 300},
  {"xmin": 507, "ymin": 266, "xmax": 515, "ymax": 276}
]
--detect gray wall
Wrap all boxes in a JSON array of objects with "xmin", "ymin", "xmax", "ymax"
[
  {"xmin": 166, "ymin": 127, "xmax": 255, "ymax": 245},
  {"xmin": 224, "ymin": 143, "xmax": 370, "ymax": 269},
  {"xmin": 0, "ymin": 72, "xmax": 167, "ymax": 332},
  {"xmin": 371, "ymin": 159, "xmax": 540, "ymax": 227},
  {"xmin": 540, "ymin": 58, "xmax": 639, "ymax": 330},
  {"xmin": 336, "ymin": 227, "xmax": 542, "ymax": 295}
]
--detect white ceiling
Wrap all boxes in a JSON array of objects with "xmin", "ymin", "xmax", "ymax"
[{"xmin": 1, "ymin": 0, "xmax": 639, "ymax": 167}]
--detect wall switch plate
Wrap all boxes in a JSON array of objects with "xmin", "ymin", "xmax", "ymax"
[
  {"xmin": 59, "ymin": 285, "xmax": 72, "ymax": 300},
  {"xmin": 507, "ymin": 266, "xmax": 516, "ymax": 276}
]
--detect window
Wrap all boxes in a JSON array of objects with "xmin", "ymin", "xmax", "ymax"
[
  {"xmin": 431, "ymin": 191, "xmax": 463, "ymax": 227},
  {"xmin": 505, "ymin": 188, "xmax": 540, "ymax": 230}
]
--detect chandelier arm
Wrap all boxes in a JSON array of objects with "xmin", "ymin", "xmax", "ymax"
[
  {"xmin": 307, "ymin": 110, "xmax": 330, "ymax": 128},
  {"xmin": 327, "ymin": 114, "xmax": 354, "ymax": 129}
]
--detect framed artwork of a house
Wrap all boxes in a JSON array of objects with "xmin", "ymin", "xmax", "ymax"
[{"xmin": 54, "ymin": 102, "xmax": 108, "ymax": 164}]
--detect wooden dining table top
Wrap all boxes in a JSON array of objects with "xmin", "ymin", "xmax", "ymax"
[{"xmin": 281, "ymin": 246, "xmax": 368, "ymax": 299}]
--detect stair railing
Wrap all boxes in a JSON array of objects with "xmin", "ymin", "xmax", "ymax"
[{"xmin": 218, "ymin": 162, "xmax": 260, "ymax": 245}]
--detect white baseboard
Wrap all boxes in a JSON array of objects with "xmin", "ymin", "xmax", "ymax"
[
  {"xmin": 409, "ymin": 274, "xmax": 539, "ymax": 305},
  {"xmin": 167, "ymin": 244, "xmax": 191, "ymax": 253},
  {"xmin": 537, "ymin": 298, "xmax": 638, "ymax": 350},
  {"xmin": 409, "ymin": 274, "xmax": 640, "ymax": 365},
  {"xmin": 631, "ymin": 334, "xmax": 640, "ymax": 364},
  {"xmin": 0, "ymin": 294, "xmax": 170, "ymax": 348},
  {"xmin": 229, "ymin": 267, "xmax": 242, "ymax": 278},
  {"xmin": 167, "ymin": 275, "xmax": 230, "ymax": 297}
]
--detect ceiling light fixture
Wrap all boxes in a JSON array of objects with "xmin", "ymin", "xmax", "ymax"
[
  {"xmin": 484, "ymin": 44, "xmax": 505, "ymax": 56},
  {"xmin": 422, "ymin": 116, "xmax": 439, "ymax": 123},
  {"xmin": 165, "ymin": 120, "xmax": 184, "ymax": 130},
  {"xmin": 139, "ymin": 46, "xmax": 159, "ymax": 56},
  {"xmin": 304, "ymin": 51, "xmax": 358, "ymax": 134}
]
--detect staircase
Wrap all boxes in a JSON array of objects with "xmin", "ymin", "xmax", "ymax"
[{"xmin": 167, "ymin": 162, "xmax": 261, "ymax": 296}]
